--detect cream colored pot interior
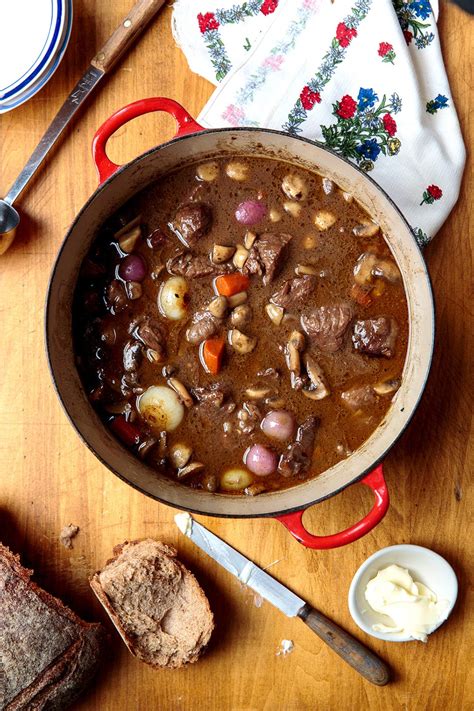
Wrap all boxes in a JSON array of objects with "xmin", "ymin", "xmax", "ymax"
[{"xmin": 46, "ymin": 129, "xmax": 434, "ymax": 517}]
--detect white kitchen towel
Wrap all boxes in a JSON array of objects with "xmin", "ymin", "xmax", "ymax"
[{"xmin": 172, "ymin": 0, "xmax": 464, "ymax": 246}]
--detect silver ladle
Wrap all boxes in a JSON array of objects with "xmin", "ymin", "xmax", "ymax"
[{"xmin": 0, "ymin": 0, "xmax": 165, "ymax": 255}]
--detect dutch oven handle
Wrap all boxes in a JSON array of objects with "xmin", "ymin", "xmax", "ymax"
[
  {"xmin": 276, "ymin": 464, "xmax": 389, "ymax": 549},
  {"xmin": 92, "ymin": 98, "xmax": 204, "ymax": 184}
]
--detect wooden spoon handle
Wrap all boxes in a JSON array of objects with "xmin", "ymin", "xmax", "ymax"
[
  {"xmin": 298, "ymin": 605, "xmax": 390, "ymax": 686},
  {"xmin": 91, "ymin": 0, "xmax": 166, "ymax": 74}
]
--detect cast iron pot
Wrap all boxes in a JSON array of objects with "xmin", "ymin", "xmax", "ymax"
[{"xmin": 46, "ymin": 98, "xmax": 434, "ymax": 549}]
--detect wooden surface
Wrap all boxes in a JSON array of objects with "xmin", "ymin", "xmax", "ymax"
[{"xmin": 1, "ymin": 2, "xmax": 472, "ymax": 709}]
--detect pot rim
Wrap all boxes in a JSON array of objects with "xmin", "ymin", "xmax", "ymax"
[{"xmin": 45, "ymin": 124, "xmax": 435, "ymax": 518}]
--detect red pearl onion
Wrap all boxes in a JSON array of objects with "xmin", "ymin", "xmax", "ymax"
[
  {"xmin": 119, "ymin": 254, "xmax": 147, "ymax": 282},
  {"xmin": 244, "ymin": 444, "xmax": 277, "ymax": 476},
  {"xmin": 235, "ymin": 200, "xmax": 267, "ymax": 226},
  {"xmin": 261, "ymin": 410, "xmax": 295, "ymax": 441}
]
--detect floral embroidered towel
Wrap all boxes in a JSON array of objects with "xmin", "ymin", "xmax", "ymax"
[{"xmin": 172, "ymin": 0, "xmax": 465, "ymax": 246}]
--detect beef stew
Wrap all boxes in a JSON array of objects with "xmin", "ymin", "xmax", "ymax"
[{"xmin": 73, "ymin": 155, "xmax": 408, "ymax": 496}]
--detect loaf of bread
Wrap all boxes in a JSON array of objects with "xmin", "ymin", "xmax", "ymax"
[
  {"xmin": 90, "ymin": 539, "xmax": 214, "ymax": 669},
  {"xmin": 0, "ymin": 543, "xmax": 106, "ymax": 710}
]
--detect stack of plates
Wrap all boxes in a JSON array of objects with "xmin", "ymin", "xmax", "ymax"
[{"xmin": 0, "ymin": 0, "xmax": 73, "ymax": 114}]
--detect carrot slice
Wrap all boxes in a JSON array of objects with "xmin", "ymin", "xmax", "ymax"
[
  {"xmin": 215, "ymin": 273, "xmax": 250, "ymax": 297},
  {"xmin": 350, "ymin": 283, "xmax": 373, "ymax": 307},
  {"xmin": 110, "ymin": 416, "xmax": 141, "ymax": 446},
  {"xmin": 201, "ymin": 337, "xmax": 226, "ymax": 375}
]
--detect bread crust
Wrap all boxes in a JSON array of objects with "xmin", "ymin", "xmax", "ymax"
[
  {"xmin": 0, "ymin": 543, "xmax": 106, "ymax": 711},
  {"xmin": 90, "ymin": 539, "xmax": 214, "ymax": 669}
]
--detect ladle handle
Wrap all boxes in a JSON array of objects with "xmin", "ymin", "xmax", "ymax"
[{"xmin": 4, "ymin": 0, "xmax": 165, "ymax": 207}]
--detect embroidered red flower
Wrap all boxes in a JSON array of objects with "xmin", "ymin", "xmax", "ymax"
[
  {"xmin": 300, "ymin": 86, "xmax": 321, "ymax": 111},
  {"xmin": 383, "ymin": 113, "xmax": 397, "ymax": 136},
  {"xmin": 378, "ymin": 42, "xmax": 393, "ymax": 57},
  {"xmin": 420, "ymin": 184, "xmax": 443, "ymax": 205},
  {"xmin": 336, "ymin": 22, "xmax": 357, "ymax": 48},
  {"xmin": 198, "ymin": 12, "xmax": 219, "ymax": 33},
  {"xmin": 337, "ymin": 95, "xmax": 357, "ymax": 119},
  {"xmin": 260, "ymin": 0, "xmax": 279, "ymax": 15},
  {"xmin": 403, "ymin": 30, "xmax": 413, "ymax": 44},
  {"xmin": 428, "ymin": 185, "xmax": 442, "ymax": 200}
]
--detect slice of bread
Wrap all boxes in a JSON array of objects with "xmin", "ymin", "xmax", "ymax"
[
  {"xmin": 0, "ymin": 542, "xmax": 106, "ymax": 710},
  {"xmin": 90, "ymin": 539, "xmax": 214, "ymax": 669}
]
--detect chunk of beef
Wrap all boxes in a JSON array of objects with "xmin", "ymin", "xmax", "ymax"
[
  {"xmin": 186, "ymin": 311, "xmax": 219, "ymax": 345},
  {"xmin": 301, "ymin": 303, "xmax": 354, "ymax": 352},
  {"xmin": 123, "ymin": 340, "xmax": 143, "ymax": 373},
  {"xmin": 192, "ymin": 383, "xmax": 229, "ymax": 408},
  {"xmin": 243, "ymin": 232, "xmax": 292, "ymax": 285},
  {"xmin": 167, "ymin": 252, "xmax": 232, "ymax": 279},
  {"xmin": 278, "ymin": 416, "xmax": 319, "ymax": 478},
  {"xmin": 271, "ymin": 275, "xmax": 317, "ymax": 309},
  {"xmin": 171, "ymin": 202, "xmax": 212, "ymax": 247},
  {"xmin": 352, "ymin": 317, "xmax": 398, "ymax": 358},
  {"xmin": 135, "ymin": 319, "xmax": 167, "ymax": 361},
  {"xmin": 341, "ymin": 385, "xmax": 378, "ymax": 412},
  {"xmin": 146, "ymin": 228, "xmax": 167, "ymax": 250},
  {"xmin": 105, "ymin": 279, "xmax": 127, "ymax": 314}
]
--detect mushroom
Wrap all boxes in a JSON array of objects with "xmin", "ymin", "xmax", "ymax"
[
  {"xmin": 196, "ymin": 161, "xmax": 219, "ymax": 182},
  {"xmin": 212, "ymin": 244, "xmax": 235, "ymax": 263},
  {"xmin": 230, "ymin": 303, "xmax": 252, "ymax": 328},
  {"xmin": 295, "ymin": 263, "xmax": 318, "ymax": 276},
  {"xmin": 146, "ymin": 348, "xmax": 163, "ymax": 363},
  {"xmin": 265, "ymin": 303, "xmax": 284, "ymax": 326},
  {"xmin": 283, "ymin": 201, "xmax": 302, "ymax": 218},
  {"xmin": 115, "ymin": 216, "xmax": 142, "ymax": 253},
  {"xmin": 285, "ymin": 330, "xmax": 305, "ymax": 374},
  {"xmin": 227, "ymin": 291, "xmax": 248, "ymax": 308},
  {"xmin": 245, "ymin": 386, "xmax": 271, "ymax": 399},
  {"xmin": 244, "ymin": 231, "xmax": 257, "ymax": 249},
  {"xmin": 170, "ymin": 442, "xmax": 193, "ymax": 469},
  {"xmin": 269, "ymin": 208, "xmax": 282, "ymax": 223},
  {"xmin": 314, "ymin": 210, "xmax": 336, "ymax": 231},
  {"xmin": 354, "ymin": 252, "xmax": 401, "ymax": 286},
  {"xmin": 233, "ymin": 243, "xmax": 249, "ymax": 269},
  {"xmin": 281, "ymin": 173, "xmax": 308, "ymax": 201},
  {"xmin": 177, "ymin": 461, "xmax": 205, "ymax": 480},
  {"xmin": 322, "ymin": 177, "xmax": 334, "ymax": 195},
  {"xmin": 303, "ymin": 233, "xmax": 318, "ymax": 249},
  {"xmin": 207, "ymin": 295, "xmax": 228, "ymax": 319},
  {"xmin": 138, "ymin": 436, "xmax": 158, "ymax": 459},
  {"xmin": 352, "ymin": 220, "xmax": 379, "ymax": 237},
  {"xmin": 373, "ymin": 379, "xmax": 400, "ymax": 396},
  {"xmin": 226, "ymin": 161, "xmax": 249, "ymax": 181},
  {"xmin": 302, "ymin": 354, "xmax": 330, "ymax": 400},
  {"xmin": 167, "ymin": 377, "xmax": 194, "ymax": 408},
  {"xmin": 229, "ymin": 329, "xmax": 257, "ymax": 354},
  {"xmin": 126, "ymin": 281, "xmax": 142, "ymax": 300}
]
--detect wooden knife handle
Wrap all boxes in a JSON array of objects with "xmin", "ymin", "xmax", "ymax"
[
  {"xmin": 91, "ymin": 0, "xmax": 166, "ymax": 73},
  {"xmin": 298, "ymin": 605, "xmax": 390, "ymax": 686}
]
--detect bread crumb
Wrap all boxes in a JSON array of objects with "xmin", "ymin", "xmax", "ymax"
[
  {"xmin": 60, "ymin": 524, "xmax": 80, "ymax": 549},
  {"xmin": 276, "ymin": 639, "xmax": 294, "ymax": 656}
]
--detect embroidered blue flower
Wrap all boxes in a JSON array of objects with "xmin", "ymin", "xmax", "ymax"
[
  {"xmin": 415, "ymin": 31, "xmax": 434, "ymax": 48},
  {"xmin": 390, "ymin": 92, "xmax": 402, "ymax": 114},
  {"xmin": 356, "ymin": 139, "xmax": 381, "ymax": 161},
  {"xmin": 409, "ymin": 0, "xmax": 432, "ymax": 20},
  {"xmin": 357, "ymin": 88, "xmax": 378, "ymax": 111},
  {"xmin": 426, "ymin": 93, "xmax": 449, "ymax": 114}
]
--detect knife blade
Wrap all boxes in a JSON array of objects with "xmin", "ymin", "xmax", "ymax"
[
  {"xmin": 175, "ymin": 513, "xmax": 391, "ymax": 686},
  {"xmin": 175, "ymin": 512, "xmax": 305, "ymax": 618}
]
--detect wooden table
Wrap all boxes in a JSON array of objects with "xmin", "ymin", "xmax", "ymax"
[{"xmin": 1, "ymin": 2, "xmax": 472, "ymax": 709}]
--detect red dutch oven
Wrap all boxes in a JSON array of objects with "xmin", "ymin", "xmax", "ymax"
[{"xmin": 46, "ymin": 98, "xmax": 434, "ymax": 549}]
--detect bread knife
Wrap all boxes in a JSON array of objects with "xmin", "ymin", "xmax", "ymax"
[{"xmin": 175, "ymin": 513, "xmax": 390, "ymax": 686}]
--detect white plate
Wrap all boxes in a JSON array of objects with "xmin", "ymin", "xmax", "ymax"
[{"xmin": 0, "ymin": 0, "xmax": 72, "ymax": 113}]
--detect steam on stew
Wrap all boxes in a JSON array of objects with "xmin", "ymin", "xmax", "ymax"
[{"xmin": 74, "ymin": 155, "xmax": 408, "ymax": 495}]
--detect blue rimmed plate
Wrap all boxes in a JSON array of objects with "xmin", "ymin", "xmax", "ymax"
[{"xmin": 0, "ymin": 0, "xmax": 72, "ymax": 113}]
